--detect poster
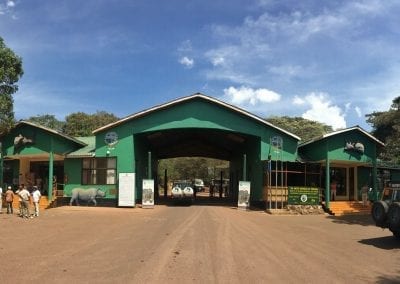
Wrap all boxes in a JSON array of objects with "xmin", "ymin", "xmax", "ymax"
[
  {"xmin": 142, "ymin": 179, "xmax": 154, "ymax": 208},
  {"xmin": 238, "ymin": 181, "xmax": 251, "ymax": 209},
  {"xmin": 118, "ymin": 173, "xmax": 135, "ymax": 207}
]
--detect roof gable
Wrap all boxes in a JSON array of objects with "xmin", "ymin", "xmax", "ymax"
[
  {"xmin": 299, "ymin": 126, "xmax": 384, "ymax": 148},
  {"xmin": 93, "ymin": 93, "xmax": 300, "ymax": 140}
]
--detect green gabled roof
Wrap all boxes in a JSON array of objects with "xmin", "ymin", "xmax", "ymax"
[
  {"xmin": 66, "ymin": 136, "xmax": 95, "ymax": 158},
  {"xmin": 8, "ymin": 121, "xmax": 87, "ymax": 146},
  {"xmin": 298, "ymin": 125, "xmax": 385, "ymax": 148},
  {"xmin": 92, "ymin": 93, "xmax": 301, "ymax": 141}
]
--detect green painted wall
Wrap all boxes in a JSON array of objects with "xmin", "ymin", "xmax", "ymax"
[{"xmin": 300, "ymin": 130, "xmax": 377, "ymax": 163}]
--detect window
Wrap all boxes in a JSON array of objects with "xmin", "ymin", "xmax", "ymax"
[{"xmin": 82, "ymin": 157, "xmax": 116, "ymax": 185}]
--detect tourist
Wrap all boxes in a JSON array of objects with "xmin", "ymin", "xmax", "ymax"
[
  {"xmin": 31, "ymin": 186, "xmax": 41, "ymax": 217},
  {"xmin": 5, "ymin": 186, "xmax": 14, "ymax": 214}
]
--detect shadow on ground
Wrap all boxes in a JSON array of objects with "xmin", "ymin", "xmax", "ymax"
[
  {"xmin": 358, "ymin": 235, "xmax": 400, "ymax": 250},
  {"xmin": 327, "ymin": 214, "xmax": 375, "ymax": 226}
]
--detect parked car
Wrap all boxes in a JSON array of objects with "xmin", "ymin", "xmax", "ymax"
[
  {"xmin": 171, "ymin": 181, "xmax": 194, "ymax": 203},
  {"xmin": 371, "ymin": 186, "xmax": 400, "ymax": 238},
  {"xmin": 194, "ymin": 179, "xmax": 204, "ymax": 192}
]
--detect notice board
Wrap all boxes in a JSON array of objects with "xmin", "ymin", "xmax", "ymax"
[
  {"xmin": 118, "ymin": 173, "xmax": 136, "ymax": 207},
  {"xmin": 142, "ymin": 179, "xmax": 154, "ymax": 208},
  {"xmin": 288, "ymin": 187, "xmax": 319, "ymax": 205},
  {"xmin": 238, "ymin": 181, "xmax": 251, "ymax": 209}
]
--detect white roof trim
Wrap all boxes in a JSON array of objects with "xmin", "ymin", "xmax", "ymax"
[
  {"xmin": 93, "ymin": 93, "xmax": 301, "ymax": 140},
  {"xmin": 299, "ymin": 125, "xmax": 385, "ymax": 147}
]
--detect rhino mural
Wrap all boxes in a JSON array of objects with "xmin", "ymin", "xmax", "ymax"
[{"xmin": 69, "ymin": 188, "xmax": 106, "ymax": 206}]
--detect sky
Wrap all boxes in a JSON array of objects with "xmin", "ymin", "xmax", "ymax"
[{"xmin": 1, "ymin": 0, "xmax": 400, "ymax": 131}]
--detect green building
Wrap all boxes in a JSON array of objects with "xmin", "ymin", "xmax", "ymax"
[{"xmin": 0, "ymin": 93, "xmax": 393, "ymax": 212}]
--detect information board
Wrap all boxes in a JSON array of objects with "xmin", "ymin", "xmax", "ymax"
[
  {"xmin": 118, "ymin": 173, "xmax": 135, "ymax": 207},
  {"xmin": 288, "ymin": 187, "xmax": 319, "ymax": 205},
  {"xmin": 142, "ymin": 179, "xmax": 154, "ymax": 208},
  {"xmin": 238, "ymin": 181, "xmax": 251, "ymax": 209}
]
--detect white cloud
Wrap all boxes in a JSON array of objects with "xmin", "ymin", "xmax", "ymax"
[
  {"xmin": 0, "ymin": 0, "xmax": 16, "ymax": 16},
  {"xmin": 211, "ymin": 56, "xmax": 225, "ymax": 66},
  {"xmin": 223, "ymin": 86, "xmax": 281, "ymax": 106},
  {"xmin": 355, "ymin": 106, "xmax": 362, "ymax": 118},
  {"xmin": 178, "ymin": 40, "xmax": 193, "ymax": 52},
  {"xmin": 269, "ymin": 65, "xmax": 302, "ymax": 77},
  {"xmin": 293, "ymin": 95, "xmax": 305, "ymax": 105},
  {"xmin": 179, "ymin": 56, "xmax": 194, "ymax": 69},
  {"xmin": 300, "ymin": 92, "xmax": 346, "ymax": 130}
]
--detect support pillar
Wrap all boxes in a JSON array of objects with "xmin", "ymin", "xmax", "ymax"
[
  {"xmin": 325, "ymin": 159, "xmax": 330, "ymax": 209},
  {"xmin": 48, "ymin": 138, "xmax": 54, "ymax": 201},
  {"xmin": 147, "ymin": 151, "xmax": 152, "ymax": 179},
  {"xmin": 243, "ymin": 154, "xmax": 247, "ymax": 181},
  {"xmin": 164, "ymin": 169, "xmax": 168, "ymax": 198},
  {"xmin": 0, "ymin": 142, "xmax": 3, "ymax": 187}
]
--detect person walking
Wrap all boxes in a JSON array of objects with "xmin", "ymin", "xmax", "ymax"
[
  {"xmin": 31, "ymin": 186, "xmax": 41, "ymax": 217},
  {"xmin": 18, "ymin": 185, "xmax": 31, "ymax": 218},
  {"xmin": 15, "ymin": 185, "xmax": 23, "ymax": 217},
  {"xmin": 5, "ymin": 186, "xmax": 14, "ymax": 214},
  {"xmin": 330, "ymin": 179, "xmax": 337, "ymax": 201}
]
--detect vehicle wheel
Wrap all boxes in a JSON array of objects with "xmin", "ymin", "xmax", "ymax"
[
  {"xmin": 388, "ymin": 202, "xmax": 400, "ymax": 230},
  {"xmin": 371, "ymin": 201, "xmax": 389, "ymax": 226}
]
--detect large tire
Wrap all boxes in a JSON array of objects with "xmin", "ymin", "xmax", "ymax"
[
  {"xmin": 388, "ymin": 202, "xmax": 400, "ymax": 230},
  {"xmin": 371, "ymin": 201, "xmax": 389, "ymax": 226}
]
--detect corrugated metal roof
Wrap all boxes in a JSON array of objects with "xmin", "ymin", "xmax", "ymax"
[
  {"xmin": 92, "ymin": 93, "xmax": 301, "ymax": 141},
  {"xmin": 66, "ymin": 136, "xmax": 95, "ymax": 158}
]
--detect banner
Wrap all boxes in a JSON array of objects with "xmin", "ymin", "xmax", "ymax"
[
  {"xmin": 238, "ymin": 181, "xmax": 251, "ymax": 209},
  {"xmin": 118, "ymin": 173, "xmax": 135, "ymax": 207},
  {"xmin": 142, "ymin": 179, "xmax": 154, "ymax": 208}
]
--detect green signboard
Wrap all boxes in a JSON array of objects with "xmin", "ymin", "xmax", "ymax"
[{"xmin": 288, "ymin": 187, "xmax": 320, "ymax": 205}]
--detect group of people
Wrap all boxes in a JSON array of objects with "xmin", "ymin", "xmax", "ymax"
[{"xmin": 0, "ymin": 184, "xmax": 42, "ymax": 218}]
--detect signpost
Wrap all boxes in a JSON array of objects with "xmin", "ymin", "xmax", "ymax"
[{"xmin": 118, "ymin": 173, "xmax": 136, "ymax": 207}]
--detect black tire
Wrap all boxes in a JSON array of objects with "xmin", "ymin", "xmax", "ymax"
[
  {"xmin": 371, "ymin": 201, "xmax": 389, "ymax": 226},
  {"xmin": 388, "ymin": 202, "xmax": 400, "ymax": 230}
]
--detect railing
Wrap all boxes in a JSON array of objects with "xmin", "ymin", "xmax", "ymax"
[{"xmin": 264, "ymin": 186, "xmax": 288, "ymax": 209}]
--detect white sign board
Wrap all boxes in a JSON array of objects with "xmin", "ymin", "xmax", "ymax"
[
  {"xmin": 238, "ymin": 181, "xmax": 251, "ymax": 209},
  {"xmin": 142, "ymin": 179, "xmax": 154, "ymax": 208},
  {"xmin": 118, "ymin": 173, "xmax": 135, "ymax": 207}
]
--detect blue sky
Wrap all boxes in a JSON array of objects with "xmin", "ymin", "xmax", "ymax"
[{"xmin": 1, "ymin": 0, "xmax": 399, "ymax": 131}]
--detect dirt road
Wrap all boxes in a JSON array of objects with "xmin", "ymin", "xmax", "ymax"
[{"xmin": 0, "ymin": 205, "xmax": 399, "ymax": 283}]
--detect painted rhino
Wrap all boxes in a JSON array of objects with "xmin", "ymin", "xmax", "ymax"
[{"xmin": 69, "ymin": 188, "xmax": 106, "ymax": 206}]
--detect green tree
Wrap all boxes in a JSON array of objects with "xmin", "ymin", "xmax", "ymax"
[
  {"xmin": 63, "ymin": 111, "xmax": 119, "ymax": 136},
  {"xmin": 266, "ymin": 116, "xmax": 333, "ymax": 142},
  {"xmin": 27, "ymin": 114, "xmax": 65, "ymax": 132},
  {"xmin": 366, "ymin": 96, "xmax": 400, "ymax": 163},
  {"xmin": 158, "ymin": 157, "xmax": 229, "ymax": 184},
  {"xmin": 0, "ymin": 37, "xmax": 23, "ymax": 134}
]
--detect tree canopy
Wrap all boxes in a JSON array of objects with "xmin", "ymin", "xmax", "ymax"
[
  {"xmin": 0, "ymin": 37, "xmax": 23, "ymax": 134},
  {"xmin": 265, "ymin": 116, "xmax": 333, "ymax": 142},
  {"xmin": 63, "ymin": 111, "xmax": 119, "ymax": 136},
  {"xmin": 366, "ymin": 96, "xmax": 400, "ymax": 163},
  {"xmin": 27, "ymin": 114, "xmax": 65, "ymax": 132}
]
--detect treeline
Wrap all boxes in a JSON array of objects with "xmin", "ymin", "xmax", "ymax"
[{"xmin": 26, "ymin": 111, "xmax": 119, "ymax": 137}]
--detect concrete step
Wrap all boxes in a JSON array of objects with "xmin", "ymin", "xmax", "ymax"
[{"xmin": 328, "ymin": 201, "xmax": 371, "ymax": 216}]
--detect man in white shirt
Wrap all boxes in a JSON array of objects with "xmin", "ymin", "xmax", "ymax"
[
  {"xmin": 31, "ymin": 186, "xmax": 41, "ymax": 217},
  {"xmin": 18, "ymin": 185, "xmax": 31, "ymax": 218}
]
